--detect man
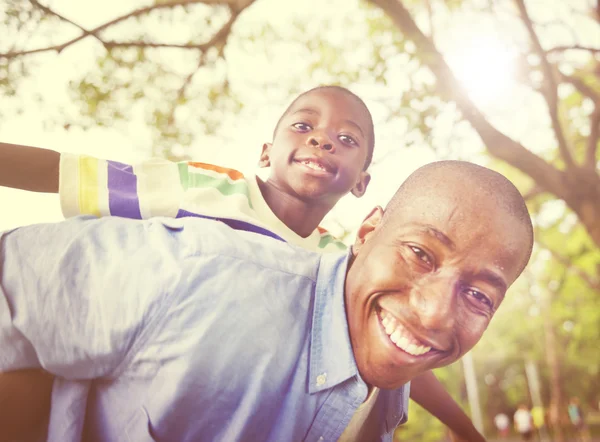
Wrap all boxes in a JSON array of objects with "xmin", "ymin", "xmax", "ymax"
[{"xmin": 0, "ymin": 161, "xmax": 534, "ymax": 441}]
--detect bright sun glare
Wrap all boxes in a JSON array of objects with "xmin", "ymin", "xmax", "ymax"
[{"xmin": 447, "ymin": 35, "xmax": 516, "ymax": 104}]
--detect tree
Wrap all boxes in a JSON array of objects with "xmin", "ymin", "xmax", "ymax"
[{"xmin": 369, "ymin": 0, "xmax": 600, "ymax": 250}]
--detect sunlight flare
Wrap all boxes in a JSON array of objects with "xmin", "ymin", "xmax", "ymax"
[{"xmin": 446, "ymin": 35, "xmax": 516, "ymax": 104}]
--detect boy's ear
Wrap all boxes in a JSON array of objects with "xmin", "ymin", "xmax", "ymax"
[
  {"xmin": 258, "ymin": 143, "xmax": 272, "ymax": 168},
  {"xmin": 350, "ymin": 171, "xmax": 371, "ymax": 198},
  {"xmin": 352, "ymin": 205, "xmax": 384, "ymax": 256}
]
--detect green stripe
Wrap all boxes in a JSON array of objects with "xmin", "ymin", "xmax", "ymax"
[
  {"xmin": 187, "ymin": 172, "xmax": 252, "ymax": 208},
  {"xmin": 178, "ymin": 162, "xmax": 190, "ymax": 191},
  {"xmin": 318, "ymin": 234, "xmax": 347, "ymax": 250}
]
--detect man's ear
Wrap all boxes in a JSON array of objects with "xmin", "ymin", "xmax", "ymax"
[
  {"xmin": 258, "ymin": 143, "xmax": 272, "ymax": 168},
  {"xmin": 352, "ymin": 206, "xmax": 384, "ymax": 256},
  {"xmin": 350, "ymin": 171, "xmax": 371, "ymax": 198}
]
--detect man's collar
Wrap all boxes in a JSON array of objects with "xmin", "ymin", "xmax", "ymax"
[{"xmin": 308, "ymin": 250, "xmax": 362, "ymax": 395}]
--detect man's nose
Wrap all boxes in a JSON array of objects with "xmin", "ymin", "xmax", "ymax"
[
  {"xmin": 308, "ymin": 132, "xmax": 335, "ymax": 152},
  {"xmin": 409, "ymin": 275, "xmax": 457, "ymax": 333}
]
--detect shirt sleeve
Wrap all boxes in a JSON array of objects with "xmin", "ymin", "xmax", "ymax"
[
  {"xmin": 59, "ymin": 154, "xmax": 188, "ymax": 220},
  {"xmin": 0, "ymin": 216, "xmax": 184, "ymax": 379}
]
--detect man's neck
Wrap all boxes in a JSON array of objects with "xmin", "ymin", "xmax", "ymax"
[{"xmin": 256, "ymin": 177, "xmax": 334, "ymax": 238}]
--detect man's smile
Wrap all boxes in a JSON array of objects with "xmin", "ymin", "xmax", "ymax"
[
  {"xmin": 373, "ymin": 306, "xmax": 448, "ymax": 369},
  {"xmin": 379, "ymin": 308, "xmax": 432, "ymax": 356}
]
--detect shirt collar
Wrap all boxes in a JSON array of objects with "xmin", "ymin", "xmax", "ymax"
[{"xmin": 309, "ymin": 250, "xmax": 359, "ymax": 394}]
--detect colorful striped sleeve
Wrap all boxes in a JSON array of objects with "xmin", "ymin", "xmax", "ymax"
[
  {"xmin": 316, "ymin": 227, "xmax": 348, "ymax": 252},
  {"xmin": 59, "ymin": 154, "xmax": 185, "ymax": 219}
]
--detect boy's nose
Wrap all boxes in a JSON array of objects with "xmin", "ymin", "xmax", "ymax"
[{"xmin": 308, "ymin": 135, "xmax": 335, "ymax": 152}]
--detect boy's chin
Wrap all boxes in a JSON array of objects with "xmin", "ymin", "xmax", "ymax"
[{"xmin": 294, "ymin": 186, "xmax": 342, "ymax": 204}]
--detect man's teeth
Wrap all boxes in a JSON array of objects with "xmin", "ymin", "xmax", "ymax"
[
  {"xmin": 380, "ymin": 310, "xmax": 432, "ymax": 356},
  {"xmin": 301, "ymin": 160, "xmax": 327, "ymax": 172}
]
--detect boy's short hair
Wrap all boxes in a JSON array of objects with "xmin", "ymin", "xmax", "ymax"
[{"xmin": 273, "ymin": 86, "xmax": 375, "ymax": 171}]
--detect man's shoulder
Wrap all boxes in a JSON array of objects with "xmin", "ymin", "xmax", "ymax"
[{"xmin": 161, "ymin": 216, "xmax": 323, "ymax": 282}]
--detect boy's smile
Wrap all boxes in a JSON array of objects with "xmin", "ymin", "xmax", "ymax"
[
  {"xmin": 293, "ymin": 156, "xmax": 337, "ymax": 176},
  {"xmin": 261, "ymin": 88, "xmax": 372, "ymax": 205}
]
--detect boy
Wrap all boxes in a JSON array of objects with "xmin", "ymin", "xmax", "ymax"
[{"xmin": 0, "ymin": 85, "xmax": 483, "ymax": 441}]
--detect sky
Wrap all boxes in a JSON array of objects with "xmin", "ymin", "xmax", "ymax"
[{"xmin": 0, "ymin": 0, "xmax": 596, "ymax": 236}]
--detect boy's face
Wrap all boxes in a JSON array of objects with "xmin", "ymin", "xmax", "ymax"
[
  {"xmin": 344, "ymin": 187, "xmax": 531, "ymax": 390},
  {"xmin": 261, "ymin": 89, "xmax": 371, "ymax": 204}
]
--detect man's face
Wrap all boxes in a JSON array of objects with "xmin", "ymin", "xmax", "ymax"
[
  {"xmin": 344, "ymin": 191, "xmax": 531, "ymax": 389},
  {"xmin": 261, "ymin": 89, "xmax": 371, "ymax": 203}
]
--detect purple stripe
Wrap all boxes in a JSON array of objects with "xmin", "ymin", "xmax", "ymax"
[
  {"xmin": 176, "ymin": 209, "xmax": 285, "ymax": 242},
  {"xmin": 107, "ymin": 160, "xmax": 142, "ymax": 219}
]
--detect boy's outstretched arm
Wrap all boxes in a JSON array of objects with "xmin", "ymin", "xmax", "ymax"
[
  {"xmin": 410, "ymin": 370, "xmax": 486, "ymax": 442},
  {"xmin": 0, "ymin": 142, "xmax": 60, "ymax": 192},
  {"xmin": 0, "ymin": 369, "xmax": 53, "ymax": 441}
]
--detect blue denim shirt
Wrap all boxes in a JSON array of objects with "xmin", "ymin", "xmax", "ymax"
[{"xmin": 0, "ymin": 216, "xmax": 408, "ymax": 441}]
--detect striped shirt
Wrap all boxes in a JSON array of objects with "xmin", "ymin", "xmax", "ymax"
[{"xmin": 59, "ymin": 154, "xmax": 347, "ymax": 253}]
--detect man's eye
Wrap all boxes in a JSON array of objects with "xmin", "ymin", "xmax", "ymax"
[
  {"xmin": 292, "ymin": 122, "xmax": 312, "ymax": 132},
  {"xmin": 339, "ymin": 134, "xmax": 358, "ymax": 146},
  {"xmin": 409, "ymin": 245, "xmax": 433, "ymax": 267},
  {"xmin": 465, "ymin": 288, "xmax": 493, "ymax": 309}
]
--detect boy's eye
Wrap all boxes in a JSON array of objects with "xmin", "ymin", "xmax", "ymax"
[
  {"xmin": 339, "ymin": 134, "xmax": 358, "ymax": 146},
  {"xmin": 409, "ymin": 245, "xmax": 434, "ymax": 268},
  {"xmin": 292, "ymin": 122, "xmax": 312, "ymax": 132},
  {"xmin": 464, "ymin": 288, "xmax": 493, "ymax": 310}
]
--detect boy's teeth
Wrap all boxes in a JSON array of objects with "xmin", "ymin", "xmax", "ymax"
[
  {"xmin": 380, "ymin": 309, "xmax": 432, "ymax": 356},
  {"xmin": 302, "ymin": 160, "xmax": 326, "ymax": 171}
]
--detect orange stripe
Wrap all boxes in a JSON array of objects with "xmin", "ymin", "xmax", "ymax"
[{"xmin": 187, "ymin": 162, "xmax": 245, "ymax": 181}]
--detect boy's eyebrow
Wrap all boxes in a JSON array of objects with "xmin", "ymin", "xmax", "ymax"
[
  {"xmin": 291, "ymin": 108, "xmax": 365, "ymax": 138},
  {"xmin": 292, "ymin": 108, "xmax": 320, "ymax": 117}
]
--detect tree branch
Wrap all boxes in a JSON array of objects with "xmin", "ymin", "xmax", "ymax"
[
  {"xmin": 560, "ymin": 73, "xmax": 600, "ymax": 102},
  {"xmin": 164, "ymin": 8, "xmax": 240, "ymax": 126},
  {"xmin": 547, "ymin": 45, "xmax": 600, "ymax": 55},
  {"xmin": 537, "ymin": 240, "xmax": 600, "ymax": 292},
  {"xmin": 523, "ymin": 184, "xmax": 547, "ymax": 201},
  {"xmin": 586, "ymin": 105, "xmax": 600, "ymax": 169},
  {"xmin": 368, "ymin": 0, "xmax": 568, "ymax": 200},
  {"xmin": 514, "ymin": 0, "xmax": 576, "ymax": 170},
  {"xmin": 0, "ymin": 0, "xmax": 250, "ymax": 59},
  {"xmin": 28, "ymin": 0, "xmax": 105, "ymax": 48}
]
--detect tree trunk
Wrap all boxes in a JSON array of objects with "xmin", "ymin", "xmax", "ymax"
[{"xmin": 542, "ymin": 290, "xmax": 565, "ymax": 442}]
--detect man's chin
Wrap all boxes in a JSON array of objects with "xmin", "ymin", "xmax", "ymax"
[{"xmin": 360, "ymin": 369, "xmax": 414, "ymax": 391}]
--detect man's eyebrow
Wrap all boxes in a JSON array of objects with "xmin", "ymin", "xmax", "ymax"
[
  {"xmin": 421, "ymin": 225, "xmax": 455, "ymax": 251},
  {"xmin": 477, "ymin": 269, "xmax": 508, "ymax": 295}
]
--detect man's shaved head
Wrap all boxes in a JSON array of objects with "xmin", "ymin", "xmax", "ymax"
[
  {"xmin": 383, "ymin": 160, "xmax": 534, "ymax": 273},
  {"xmin": 345, "ymin": 160, "xmax": 534, "ymax": 389}
]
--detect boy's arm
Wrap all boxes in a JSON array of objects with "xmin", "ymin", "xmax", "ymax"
[
  {"xmin": 0, "ymin": 142, "xmax": 60, "ymax": 192},
  {"xmin": 0, "ymin": 370, "xmax": 53, "ymax": 441},
  {"xmin": 59, "ymin": 155, "xmax": 185, "ymax": 219},
  {"xmin": 410, "ymin": 371, "xmax": 486, "ymax": 442}
]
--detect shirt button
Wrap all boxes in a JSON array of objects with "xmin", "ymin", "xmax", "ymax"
[{"xmin": 316, "ymin": 373, "xmax": 327, "ymax": 386}]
